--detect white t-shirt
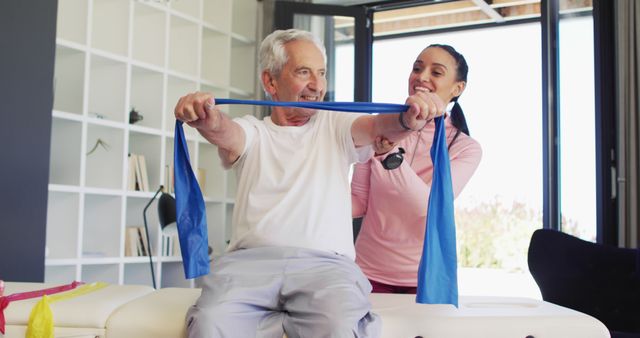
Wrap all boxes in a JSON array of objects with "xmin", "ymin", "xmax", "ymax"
[{"xmin": 226, "ymin": 111, "xmax": 372, "ymax": 260}]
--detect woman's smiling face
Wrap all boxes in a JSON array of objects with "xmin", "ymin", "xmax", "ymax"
[{"xmin": 408, "ymin": 46, "xmax": 466, "ymax": 104}]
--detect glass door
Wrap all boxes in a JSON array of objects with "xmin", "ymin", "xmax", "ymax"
[{"xmin": 274, "ymin": 2, "xmax": 372, "ymax": 102}]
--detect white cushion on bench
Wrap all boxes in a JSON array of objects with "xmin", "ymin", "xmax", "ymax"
[
  {"xmin": 106, "ymin": 287, "xmax": 199, "ymax": 338},
  {"xmin": 3, "ymin": 282, "xmax": 154, "ymax": 338},
  {"xmin": 372, "ymin": 293, "xmax": 610, "ymax": 338}
]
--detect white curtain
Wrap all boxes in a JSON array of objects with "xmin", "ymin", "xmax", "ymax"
[{"xmin": 615, "ymin": 0, "xmax": 640, "ymax": 248}]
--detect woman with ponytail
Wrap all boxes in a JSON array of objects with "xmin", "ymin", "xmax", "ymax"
[{"xmin": 351, "ymin": 44, "xmax": 482, "ymax": 293}]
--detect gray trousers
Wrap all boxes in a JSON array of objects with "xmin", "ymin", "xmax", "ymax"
[{"xmin": 186, "ymin": 246, "xmax": 381, "ymax": 338}]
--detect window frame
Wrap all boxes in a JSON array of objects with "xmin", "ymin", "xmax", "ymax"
[{"xmin": 274, "ymin": 0, "xmax": 615, "ymax": 245}]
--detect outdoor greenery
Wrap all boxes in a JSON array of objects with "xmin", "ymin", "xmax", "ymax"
[
  {"xmin": 456, "ymin": 198, "xmax": 541, "ymax": 272},
  {"xmin": 456, "ymin": 197, "xmax": 591, "ymax": 272}
]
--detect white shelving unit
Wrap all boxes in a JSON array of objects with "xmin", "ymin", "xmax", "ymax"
[{"xmin": 46, "ymin": 0, "xmax": 259, "ymax": 288}]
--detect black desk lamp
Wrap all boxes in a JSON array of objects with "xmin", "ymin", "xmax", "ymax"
[
  {"xmin": 143, "ymin": 185, "xmax": 181, "ymax": 289},
  {"xmin": 158, "ymin": 191, "xmax": 177, "ymax": 237}
]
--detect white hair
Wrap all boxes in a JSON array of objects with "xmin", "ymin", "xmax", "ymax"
[{"xmin": 259, "ymin": 29, "xmax": 327, "ymax": 94}]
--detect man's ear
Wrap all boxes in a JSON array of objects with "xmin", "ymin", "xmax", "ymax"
[{"xmin": 262, "ymin": 71, "xmax": 277, "ymax": 96}]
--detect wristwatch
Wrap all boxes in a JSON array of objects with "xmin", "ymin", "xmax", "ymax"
[{"xmin": 382, "ymin": 147, "xmax": 405, "ymax": 170}]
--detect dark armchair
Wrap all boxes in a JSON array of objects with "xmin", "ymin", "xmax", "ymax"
[{"xmin": 528, "ymin": 229, "xmax": 640, "ymax": 338}]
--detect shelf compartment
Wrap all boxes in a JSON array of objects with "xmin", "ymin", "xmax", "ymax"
[
  {"xmin": 125, "ymin": 196, "xmax": 160, "ymax": 257},
  {"xmin": 46, "ymin": 191, "xmax": 80, "ymax": 259},
  {"xmin": 202, "ymin": 0, "xmax": 231, "ymax": 32},
  {"xmin": 129, "ymin": 131, "xmax": 162, "ymax": 191},
  {"xmin": 124, "ymin": 262, "xmax": 156, "ymax": 287},
  {"xmin": 230, "ymin": 38, "xmax": 256, "ymax": 95},
  {"xmin": 170, "ymin": 0, "xmax": 199, "ymax": 20},
  {"xmin": 82, "ymin": 194, "xmax": 122, "ymax": 259},
  {"xmin": 88, "ymin": 55, "xmax": 127, "ymax": 122},
  {"xmin": 232, "ymin": 0, "xmax": 257, "ymax": 40},
  {"xmin": 197, "ymin": 142, "xmax": 225, "ymax": 199},
  {"xmin": 132, "ymin": 3, "xmax": 167, "ymax": 67},
  {"xmin": 53, "ymin": 45, "xmax": 85, "ymax": 114},
  {"xmin": 49, "ymin": 117, "xmax": 82, "ymax": 185},
  {"xmin": 160, "ymin": 261, "xmax": 191, "ymax": 287},
  {"xmin": 81, "ymin": 263, "xmax": 119, "ymax": 284},
  {"xmin": 130, "ymin": 65, "xmax": 165, "ymax": 129},
  {"xmin": 45, "ymin": 265, "xmax": 78, "ymax": 284},
  {"xmin": 85, "ymin": 124, "xmax": 125, "ymax": 189},
  {"xmin": 200, "ymin": 84, "xmax": 228, "ymax": 98},
  {"xmin": 165, "ymin": 75, "xmax": 198, "ymax": 136},
  {"xmin": 168, "ymin": 15, "xmax": 199, "ymax": 76},
  {"xmin": 201, "ymin": 28, "xmax": 230, "ymax": 86},
  {"xmin": 57, "ymin": 0, "xmax": 88, "ymax": 44},
  {"xmin": 91, "ymin": 0, "xmax": 129, "ymax": 56}
]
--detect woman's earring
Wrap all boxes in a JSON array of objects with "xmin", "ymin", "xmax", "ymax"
[{"xmin": 382, "ymin": 147, "xmax": 405, "ymax": 170}]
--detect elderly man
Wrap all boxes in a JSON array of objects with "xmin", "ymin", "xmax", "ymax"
[{"xmin": 174, "ymin": 29, "xmax": 445, "ymax": 338}]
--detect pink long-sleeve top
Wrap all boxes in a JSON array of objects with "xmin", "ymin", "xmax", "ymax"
[{"xmin": 351, "ymin": 116, "xmax": 482, "ymax": 286}]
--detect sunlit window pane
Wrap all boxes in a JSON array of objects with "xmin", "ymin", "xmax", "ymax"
[
  {"xmin": 559, "ymin": 15, "xmax": 596, "ymax": 242},
  {"xmin": 372, "ymin": 23, "xmax": 543, "ymax": 298}
]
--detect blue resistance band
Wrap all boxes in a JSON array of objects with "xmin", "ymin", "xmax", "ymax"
[
  {"xmin": 416, "ymin": 114, "xmax": 458, "ymax": 307},
  {"xmin": 215, "ymin": 98, "xmax": 409, "ymax": 113},
  {"xmin": 174, "ymin": 99, "xmax": 458, "ymax": 306},
  {"xmin": 174, "ymin": 120, "xmax": 210, "ymax": 279}
]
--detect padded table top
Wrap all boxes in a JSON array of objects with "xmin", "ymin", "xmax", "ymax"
[
  {"xmin": 106, "ymin": 288, "xmax": 610, "ymax": 338},
  {"xmin": 2, "ymin": 282, "xmax": 610, "ymax": 338}
]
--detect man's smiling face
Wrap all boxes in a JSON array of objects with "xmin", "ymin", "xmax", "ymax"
[{"xmin": 265, "ymin": 39, "xmax": 327, "ymax": 126}]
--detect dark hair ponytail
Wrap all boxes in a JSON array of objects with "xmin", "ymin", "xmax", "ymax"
[
  {"xmin": 449, "ymin": 98, "xmax": 469, "ymax": 149},
  {"xmin": 427, "ymin": 44, "xmax": 470, "ymax": 149}
]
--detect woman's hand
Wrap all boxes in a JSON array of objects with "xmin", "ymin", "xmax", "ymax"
[{"xmin": 402, "ymin": 90, "xmax": 446, "ymax": 130}]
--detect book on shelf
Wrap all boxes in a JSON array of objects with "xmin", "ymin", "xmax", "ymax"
[
  {"xmin": 161, "ymin": 235, "xmax": 170, "ymax": 257},
  {"xmin": 125, "ymin": 226, "xmax": 152, "ymax": 257},
  {"xmin": 174, "ymin": 235, "xmax": 181, "ymax": 256},
  {"xmin": 137, "ymin": 226, "xmax": 149, "ymax": 256},
  {"xmin": 125, "ymin": 227, "xmax": 138, "ymax": 257},
  {"xmin": 134, "ymin": 154, "xmax": 144, "ymax": 191},
  {"xmin": 128, "ymin": 153, "xmax": 150, "ymax": 192},
  {"xmin": 127, "ymin": 154, "xmax": 137, "ymax": 191},
  {"xmin": 161, "ymin": 234, "xmax": 181, "ymax": 257},
  {"xmin": 137, "ymin": 154, "xmax": 150, "ymax": 192},
  {"xmin": 197, "ymin": 168, "xmax": 206, "ymax": 193},
  {"xmin": 164, "ymin": 163, "xmax": 174, "ymax": 194},
  {"xmin": 160, "ymin": 164, "xmax": 203, "ymax": 195}
]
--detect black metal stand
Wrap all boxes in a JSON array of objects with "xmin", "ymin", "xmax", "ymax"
[{"xmin": 143, "ymin": 185, "xmax": 164, "ymax": 289}]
